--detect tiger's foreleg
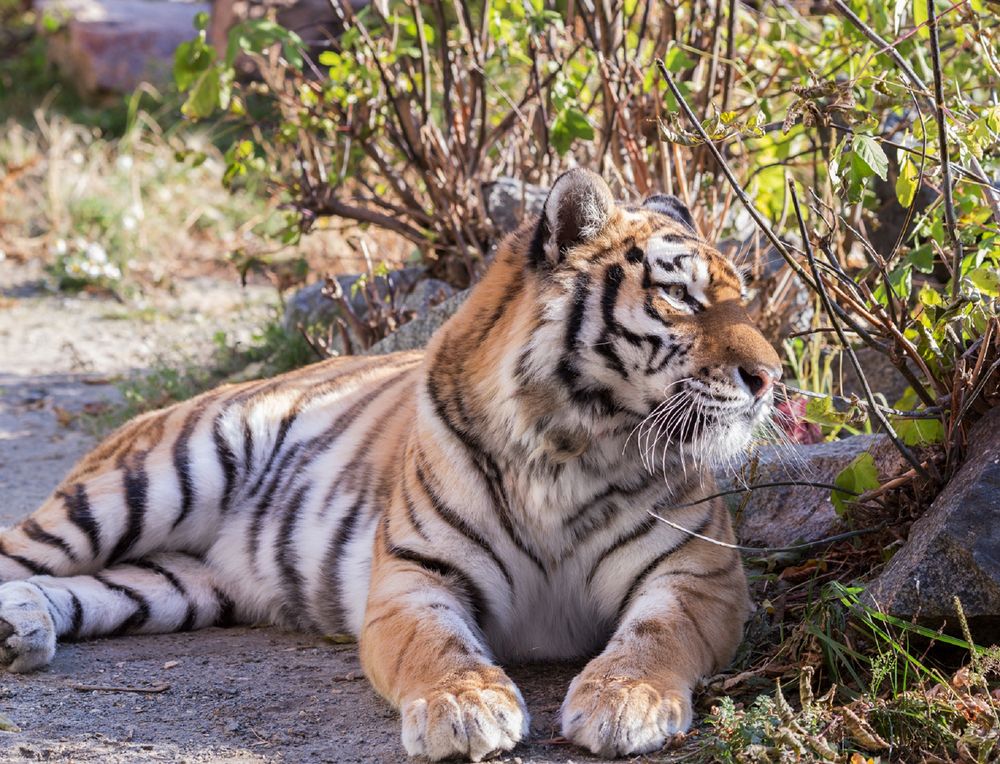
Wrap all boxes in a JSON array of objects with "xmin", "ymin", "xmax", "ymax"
[
  {"xmin": 561, "ymin": 503, "xmax": 750, "ymax": 757},
  {"xmin": 359, "ymin": 528, "xmax": 529, "ymax": 762},
  {"xmin": 0, "ymin": 552, "xmax": 237, "ymax": 672}
]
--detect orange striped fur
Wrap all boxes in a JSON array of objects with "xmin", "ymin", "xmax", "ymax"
[{"xmin": 0, "ymin": 170, "xmax": 781, "ymax": 760}]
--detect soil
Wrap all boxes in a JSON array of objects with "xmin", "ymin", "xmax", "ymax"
[{"xmin": 0, "ymin": 262, "xmax": 637, "ymax": 763}]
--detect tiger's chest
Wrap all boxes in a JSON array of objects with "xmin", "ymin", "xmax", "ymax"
[{"xmin": 482, "ymin": 459, "xmax": 683, "ymax": 663}]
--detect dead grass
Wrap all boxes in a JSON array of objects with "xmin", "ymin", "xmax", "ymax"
[{"xmin": 0, "ymin": 107, "xmax": 411, "ymax": 297}]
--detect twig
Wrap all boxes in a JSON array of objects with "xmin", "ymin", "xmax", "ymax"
[
  {"xmin": 68, "ymin": 682, "xmax": 171, "ymax": 694},
  {"xmin": 648, "ymin": 510, "xmax": 885, "ymax": 555},
  {"xmin": 668, "ymin": 480, "xmax": 859, "ymax": 511},
  {"xmin": 788, "ymin": 179, "xmax": 934, "ymax": 482},
  {"xmin": 655, "ymin": 58, "xmax": 815, "ymax": 292},
  {"xmin": 780, "ymin": 384, "xmax": 942, "ymax": 419},
  {"xmin": 926, "ymin": 0, "xmax": 964, "ymax": 299}
]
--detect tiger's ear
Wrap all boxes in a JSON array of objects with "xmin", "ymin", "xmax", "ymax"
[
  {"xmin": 532, "ymin": 169, "xmax": 616, "ymax": 268},
  {"xmin": 643, "ymin": 194, "xmax": 696, "ymax": 232}
]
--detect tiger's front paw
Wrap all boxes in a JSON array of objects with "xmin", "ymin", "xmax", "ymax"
[
  {"xmin": 400, "ymin": 668, "xmax": 529, "ymax": 762},
  {"xmin": 0, "ymin": 581, "xmax": 57, "ymax": 673},
  {"xmin": 560, "ymin": 671, "xmax": 692, "ymax": 757}
]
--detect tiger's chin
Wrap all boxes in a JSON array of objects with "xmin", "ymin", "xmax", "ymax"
[{"xmin": 687, "ymin": 401, "xmax": 773, "ymax": 468}]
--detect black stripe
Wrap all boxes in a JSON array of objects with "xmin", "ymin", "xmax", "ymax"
[
  {"xmin": 586, "ymin": 515, "xmax": 657, "ymax": 585},
  {"xmin": 414, "ymin": 458, "xmax": 514, "ymax": 589},
  {"xmin": 564, "ymin": 271, "xmax": 590, "ymax": 354},
  {"xmin": 595, "ymin": 264, "xmax": 629, "ymax": 379},
  {"xmin": 244, "ymin": 359, "xmax": 400, "ymax": 500},
  {"xmin": 615, "ymin": 512, "xmax": 716, "ymax": 621},
  {"xmin": 275, "ymin": 485, "xmax": 311, "ymax": 627},
  {"xmin": 21, "ymin": 519, "xmax": 77, "ymax": 562},
  {"xmin": 60, "ymin": 483, "xmax": 101, "ymax": 559},
  {"xmin": 563, "ymin": 475, "xmax": 654, "ymax": 530},
  {"xmin": 131, "ymin": 559, "xmax": 197, "ymax": 631},
  {"xmin": 387, "ymin": 545, "xmax": 487, "ymax": 630},
  {"xmin": 402, "ymin": 479, "xmax": 431, "ymax": 542},
  {"xmin": 0, "ymin": 539, "xmax": 54, "ymax": 577},
  {"xmin": 95, "ymin": 574, "xmax": 150, "ymax": 635},
  {"xmin": 171, "ymin": 398, "xmax": 210, "ymax": 530},
  {"xmin": 242, "ymin": 412, "xmax": 255, "ymax": 472},
  {"xmin": 320, "ymin": 492, "xmax": 367, "ymax": 631},
  {"xmin": 107, "ymin": 461, "xmax": 148, "ymax": 565},
  {"xmin": 212, "ymin": 416, "xmax": 239, "ymax": 515},
  {"xmin": 424, "ymin": 376, "xmax": 548, "ymax": 576},
  {"xmin": 215, "ymin": 588, "xmax": 239, "ymax": 627},
  {"xmin": 625, "ymin": 245, "xmax": 644, "ymax": 264},
  {"xmin": 527, "ymin": 215, "xmax": 548, "ymax": 269},
  {"xmin": 247, "ymin": 371, "xmax": 411, "ymax": 566},
  {"xmin": 66, "ymin": 591, "xmax": 84, "ymax": 640},
  {"xmin": 643, "ymin": 295, "xmax": 672, "ymax": 329}
]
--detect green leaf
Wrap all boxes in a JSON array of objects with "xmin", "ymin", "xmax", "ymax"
[
  {"xmin": 918, "ymin": 284, "xmax": 942, "ymax": 306},
  {"xmin": 803, "ymin": 397, "xmax": 852, "ymax": 427},
  {"xmin": 873, "ymin": 264, "xmax": 912, "ymax": 306},
  {"xmin": 906, "ymin": 243, "xmax": 935, "ymax": 273},
  {"xmin": 551, "ymin": 107, "xmax": 595, "ymax": 155},
  {"xmin": 663, "ymin": 46, "xmax": 696, "ymax": 73},
  {"xmin": 181, "ymin": 70, "xmax": 222, "ymax": 119},
  {"xmin": 895, "ymin": 155, "xmax": 918, "ymax": 207},
  {"xmin": 851, "ymin": 134, "xmax": 889, "ymax": 181},
  {"xmin": 968, "ymin": 267, "xmax": 1000, "ymax": 296},
  {"xmin": 895, "ymin": 417, "xmax": 945, "ymax": 446},
  {"xmin": 832, "ymin": 452, "xmax": 881, "ymax": 516},
  {"xmin": 913, "ymin": 0, "xmax": 929, "ymax": 38}
]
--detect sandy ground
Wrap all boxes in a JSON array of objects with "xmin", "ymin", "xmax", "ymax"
[{"xmin": 0, "ymin": 263, "xmax": 652, "ymax": 763}]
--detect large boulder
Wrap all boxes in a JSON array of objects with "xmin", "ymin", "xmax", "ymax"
[
  {"xmin": 482, "ymin": 178, "xmax": 547, "ymax": 237},
  {"xmin": 864, "ymin": 407, "xmax": 1000, "ymax": 635},
  {"xmin": 36, "ymin": 0, "xmax": 209, "ymax": 95},
  {"xmin": 365, "ymin": 290, "xmax": 469, "ymax": 356},
  {"xmin": 730, "ymin": 435, "xmax": 908, "ymax": 549},
  {"xmin": 283, "ymin": 268, "xmax": 455, "ymax": 356}
]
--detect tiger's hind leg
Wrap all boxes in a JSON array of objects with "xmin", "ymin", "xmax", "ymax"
[
  {"xmin": 0, "ymin": 552, "xmax": 238, "ymax": 672},
  {"xmin": 0, "ymin": 385, "xmax": 246, "ymax": 584}
]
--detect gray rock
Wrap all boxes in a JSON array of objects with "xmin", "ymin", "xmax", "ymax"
[
  {"xmin": 729, "ymin": 435, "xmax": 908, "ymax": 549},
  {"xmin": 281, "ymin": 267, "xmax": 425, "ymax": 335},
  {"xmin": 365, "ymin": 289, "xmax": 469, "ymax": 356},
  {"xmin": 37, "ymin": 0, "xmax": 210, "ymax": 95},
  {"xmin": 864, "ymin": 407, "xmax": 1000, "ymax": 635},
  {"xmin": 483, "ymin": 178, "xmax": 548, "ymax": 236}
]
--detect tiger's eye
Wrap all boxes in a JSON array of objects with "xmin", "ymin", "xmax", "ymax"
[{"xmin": 665, "ymin": 285, "xmax": 687, "ymax": 303}]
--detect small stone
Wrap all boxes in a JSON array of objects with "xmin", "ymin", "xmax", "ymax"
[{"xmin": 162, "ymin": 660, "xmax": 180, "ymax": 670}]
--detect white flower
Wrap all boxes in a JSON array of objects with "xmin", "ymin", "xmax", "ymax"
[
  {"xmin": 84, "ymin": 242, "xmax": 108, "ymax": 263},
  {"xmin": 70, "ymin": 151, "xmax": 84, "ymax": 165},
  {"xmin": 122, "ymin": 214, "xmax": 137, "ymax": 231},
  {"xmin": 53, "ymin": 238, "xmax": 68, "ymax": 255},
  {"xmin": 116, "ymin": 155, "xmax": 134, "ymax": 172}
]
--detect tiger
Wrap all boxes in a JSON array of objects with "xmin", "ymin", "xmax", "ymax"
[{"xmin": 0, "ymin": 169, "xmax": 781, "ymax": 761}]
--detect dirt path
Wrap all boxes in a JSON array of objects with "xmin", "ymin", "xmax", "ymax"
[{"xmin": 0, "ymin": 263, "xmax": 630, "ymax": 763}]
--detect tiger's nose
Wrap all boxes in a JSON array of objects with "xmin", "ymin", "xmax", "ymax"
[{"xmin": 738, "ymin": 365, "xmax": 779, "ymax": 399}]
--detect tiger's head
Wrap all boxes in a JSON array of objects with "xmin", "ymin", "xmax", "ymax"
[{"xmin": 510, "ymin": 168, "xmax": 783, "ymax": 468}]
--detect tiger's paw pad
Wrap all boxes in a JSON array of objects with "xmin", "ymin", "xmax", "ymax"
[
  {"xmin": 401, "ymin": 671, "xmax": 529, "ymax": 762},
  {"xmin": 561, "ymin": 674, "xmax": 692, "ymax": 757},
  {"xmin": 0, "ymin": 582, "xmax": 57, "ymax": 673}
]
